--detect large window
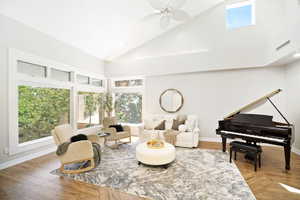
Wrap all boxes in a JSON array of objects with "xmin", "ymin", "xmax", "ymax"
[
  {"xmin": 226, "ymin": 0, "xmax": 255, "ymax": 29},
  {"xmin": 115, "ymin": 93, "xmax": 142, "ymax": 124},
  {"xmin": 77, "ymin": 92, "xmax": 104, "ymax": 129},
  {"xmin": 18, "ymin": 86, "xmax": 70, "ymax": 143},
  {"xmin": 9, "ymin": 49, "xmax": 105, "ymax": 155}
]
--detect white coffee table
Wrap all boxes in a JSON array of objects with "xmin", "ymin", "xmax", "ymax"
[{"xmin": 136, "ymin": 142, "xmax": 176, "ymax": 168}]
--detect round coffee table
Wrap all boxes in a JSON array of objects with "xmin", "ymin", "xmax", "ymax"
[{"xmin": 136, "ymin": 142, "xmax": 176, "ymax": 168}]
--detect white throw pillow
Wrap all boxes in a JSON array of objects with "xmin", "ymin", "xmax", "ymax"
[
  {"xmin": 185, "ymin": 120, "xmax": 195, "ymax": 132},
  {"xmin": 144, "ymin": 119, "xmax": 154, "ymax": 130},
  {"xmin": 178, "ymin": 124, "xmax": 187, "ymax": 132},
  {"xmin": 165, "ymin": 119, "xmax": 173, "ymax": 130}
]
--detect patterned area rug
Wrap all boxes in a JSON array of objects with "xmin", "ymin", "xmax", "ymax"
[{"xmin": 51, "ymin": 143, "xmax": 256, "ymax": 200}]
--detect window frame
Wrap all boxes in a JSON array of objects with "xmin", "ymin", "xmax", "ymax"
[
  {"xmin": 112, "ymin": 77, "xmax": 144, "ymax": 89},
  {"xmin": 8, "ymin": 49, "xmax": 106, "ymax": 155},
  {"xmin": 111, "ymin": 77, "xmax": 145, "ymax": 125},
  {"xmin": 226, "ymin": 0, "xmax": 256, "ymax": 30}
]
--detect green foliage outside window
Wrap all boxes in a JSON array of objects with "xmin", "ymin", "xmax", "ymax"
[
  {"xmin": 115, "ymin": 93, "xmax": 142, "ymax": 124},
  {"xmin": 18, "ymin": 86, "xmax": 70, "ymax": 143},
  {"xmin": 77, "ymin": 92, "xmax": 104, "ymax": 129}
]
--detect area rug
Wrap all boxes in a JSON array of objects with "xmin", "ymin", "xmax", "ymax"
[{"xmin": 51, "ymin": 143, "xmax": 256, "ymax": 200}]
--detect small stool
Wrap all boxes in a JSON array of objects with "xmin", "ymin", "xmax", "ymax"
[{"xmin": 230, "ymin": 141, "xmax": 262, "ymax": 171}]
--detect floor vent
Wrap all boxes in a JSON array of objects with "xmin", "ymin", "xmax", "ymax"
[{"xmin": 276, "ymin": 40, "xmax": 291, "ymax": 51}]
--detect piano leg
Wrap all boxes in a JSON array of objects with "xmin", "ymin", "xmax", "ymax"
[
  {"xmin": 284, "ymin": 144, "xmax": 291, "ymax": 170},
  {"xmin": 222, "ymin": 136, "xmax": 227, "ymax": 152}
]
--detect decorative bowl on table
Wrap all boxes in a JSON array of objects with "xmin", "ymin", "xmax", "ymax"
[{"xmin": 147, "ymin": 139, "xmax": 165, "ymax": 149}]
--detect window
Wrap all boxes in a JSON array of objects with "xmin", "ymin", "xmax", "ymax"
[
  {"xmin": 77, "ymin": 74, "xmax": 90, "ymax": 85},
  {"xmin": 90, "ymin": 78, "xmax": 103, "ymax": 87},
  {"xmin": 114, "ymin": 93, "xmax": 142, "ymax": 124},
  {"xmin": 77, "ymin": 92, "xmax": 104, "ymax": 129},
  {"xmin": 77, "ymin": 75, "xmax": 104, "ymax": 88},
  {"xmin": 9, "ymin": 49, "xmax": 106, "ymax": 155},
  {"xmin": 17, "ymin": 61, "xmax": 47, "ymax": 78},
  {"xmin": 226, "ymin": 0, "xmax": 255, "ymax": 29},
  {"xmin": 18, "ymin": 85, "xmax": 70, "ymax": 143},
  {"xmin": 115, "ymin": 79, "xmax": 143, "ymax": 87},
  {"xmin": 51, "ymin": 68, "xmax": 71, "ymax": 82}
]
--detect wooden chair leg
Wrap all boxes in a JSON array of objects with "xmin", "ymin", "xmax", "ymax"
[
  {"xmin": 230, "ymin": 148, "xmax": 232, "ymax": 163},
  {"xmin": 234, "ymin": 151, "xmax": 237, "ymax": 160},
  {"xmin": 258, "ymin": 153, "xmax": 261, "ymax": 168}
]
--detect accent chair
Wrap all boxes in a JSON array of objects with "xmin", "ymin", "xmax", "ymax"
[
  {"xmin": 103, "ymin": 117, "xmax": 131, "ymax": 146},
  {"xmin": 51, "ymin": 124, "xmax": 98, "ymax": 174}
]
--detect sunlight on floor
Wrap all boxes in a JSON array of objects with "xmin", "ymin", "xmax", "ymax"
[{"xmin": 279, "ymin": 183, "xmax": 300, "ymax": 194}]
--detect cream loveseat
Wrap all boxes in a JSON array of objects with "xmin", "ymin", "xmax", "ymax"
[{"xmin": 139, "ymin": 114, "xmax": 200, "ymax": 148}]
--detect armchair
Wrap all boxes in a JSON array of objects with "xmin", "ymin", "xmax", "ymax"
[
  {"xmin": 103, "ymin": 117, "xmax": 131, "ymax": 146},
  {"xmin": 175, "ymin": 115, "xmax": 200, "ymax": 148},
  {"xmin": 51, "ymin": 124, "xmax": 96, "ymax": 174}
]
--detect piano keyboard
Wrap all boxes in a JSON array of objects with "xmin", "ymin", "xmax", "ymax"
[{"xmin": 221, "ymin": 130, "xmax": 285, "ymax": 143}]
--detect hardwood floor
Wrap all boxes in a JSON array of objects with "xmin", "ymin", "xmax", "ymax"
[{"xmin": 0, "ymin": 141, "xmax": 300, "ymax": 200}]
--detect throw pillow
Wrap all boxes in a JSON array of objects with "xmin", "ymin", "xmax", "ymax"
[
  {"xmin": 172, "ymin": 119, "xmax": 185, "ymax": 130},
  {"xmin": 165, "ymin": 119, "xmax": 174, "ymax": 130},
  {"xmin": 109, "ymin": 124, "xmax": 124, "ymax": 132},
  {"xmin": 178, "ymin": 124, "xmax": 187, "ymax": 132},
  {"xmin": 154, "ymin": 120, "xmax": 166, "ymax": 130},
  {"xmin": 185, "ymin": 119, "xmax": 195, "ymax": 131},
  {"xmin": 70, "ymin": 134, "xmax": 88, "ymax": 143}
]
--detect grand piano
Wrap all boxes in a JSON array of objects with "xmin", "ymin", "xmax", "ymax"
[{"xmin": 216, "ymin": 89, "xmax": 294, "ymax": 170}]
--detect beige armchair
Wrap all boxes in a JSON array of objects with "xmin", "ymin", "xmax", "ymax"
[
  {"xmin": 103, "ymin": 117, "xmax": 131, "ymax": 146},
  {"xmin": 51, "ymin": 124, "xmax": 97, "ymax": 174}
]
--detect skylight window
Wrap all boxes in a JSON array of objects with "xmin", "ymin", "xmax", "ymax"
[{"xmin": 226, "ymin": 0, "xmax": 255, "ymax": 29}]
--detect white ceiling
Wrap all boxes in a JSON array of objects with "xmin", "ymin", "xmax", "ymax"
[{"xmin": 0, "ymin": 0, "xmax": 220, "ymax": 60}]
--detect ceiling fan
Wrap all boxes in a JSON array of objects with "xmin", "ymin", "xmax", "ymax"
[{"xmin": 144, "ymin": 0, "xmax": 190, "ymax": 29}]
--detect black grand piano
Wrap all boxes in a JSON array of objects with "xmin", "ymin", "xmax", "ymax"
[{"xmin": 216, "ymin": 89, "xmax": 294, "ymax": 170}]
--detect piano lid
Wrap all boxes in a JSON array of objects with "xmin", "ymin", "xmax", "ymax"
[{"xmin": 224, "ymin": 89, "xmax": 290, "ymax": 125}]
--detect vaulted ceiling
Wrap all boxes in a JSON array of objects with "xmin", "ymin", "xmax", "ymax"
[{"xmin": 0, "ymin": 0, "xmax": 222, "ymax": 60}]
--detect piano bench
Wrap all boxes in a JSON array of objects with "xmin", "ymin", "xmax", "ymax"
[{"xmin": 229, "ymin": 141, "xmax": 262, "ymax": 171}]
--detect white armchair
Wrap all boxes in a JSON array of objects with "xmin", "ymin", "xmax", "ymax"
[{"xmin": 175, "ymin": 115, "xmax": 200, "ymax": 148}]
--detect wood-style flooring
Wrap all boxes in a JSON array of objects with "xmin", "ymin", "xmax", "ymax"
[{"xmin": 0, "ymin": 141, "xmax": 300, "ymax": 200}]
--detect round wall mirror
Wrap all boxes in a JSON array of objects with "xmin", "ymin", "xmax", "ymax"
[{"xmin": 159, "ymin": 89, "xmax": 184, "ymax": 113}]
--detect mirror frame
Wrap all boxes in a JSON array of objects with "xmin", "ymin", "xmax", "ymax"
[{"xmin": 159, "ymin": 88, "xmax": 184, "ymax": 113}]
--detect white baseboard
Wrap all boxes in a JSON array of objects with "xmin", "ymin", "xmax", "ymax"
[
  {"xmin": 292, "ymin": 146, "xmax": 300, "ymax": 155},
  {"xmin": 0, "ymin": 146, "xmax": 56, "ymax": 170}
]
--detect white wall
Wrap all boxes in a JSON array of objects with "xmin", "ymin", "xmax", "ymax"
[
  {"xmin": 145, "ymin": 66, "xmax": 287, "ymax": 141},
  {"xmin": 285, "ymin": 60, "xmax": 300, "ymax": 150},
  {"xmin": 0, "ymin": 14, "xmax": 104, "ymax": 165},
  {"xmin": 106, "ymin": 0, "xmax": 285, "ymax": 77},
  {"xmin": 267, "ymin": 0, "xmax": 300, "ymax": 63}
]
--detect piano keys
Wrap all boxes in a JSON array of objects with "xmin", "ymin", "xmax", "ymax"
[{"xmin": 216, "ymin": 89, "xmax": 294, "ymax": 170}]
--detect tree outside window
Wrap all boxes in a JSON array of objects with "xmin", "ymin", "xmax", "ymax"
[
  {"xmin": 77, "ymin": 92, "xmax": 104, "ymax": 129},
  {"xmin": 114, "ymin": 93, "xmax": 142, "ymax": 124},
  {"xmin": 18, "ymin": 86, "xmax": 70, "ymax": 143}
]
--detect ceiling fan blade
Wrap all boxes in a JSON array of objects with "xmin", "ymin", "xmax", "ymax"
[
  {"xmin": 147, "ymin": 0, "xmax": 165, "ymax": 11},
  {"xmin": 170, "ymin": 0, "xmax": 187, "ymax": 9},
  {"xmin": 171, "ymin": 9, "xmax": 190, "ymax": 21},
  {"xmin": 140, "ymin": 12, "xmax": 161, "ymax": 22},
  {"xmin": 160, "ymin": 15, "xmax": 171, "ymax": 29}
]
